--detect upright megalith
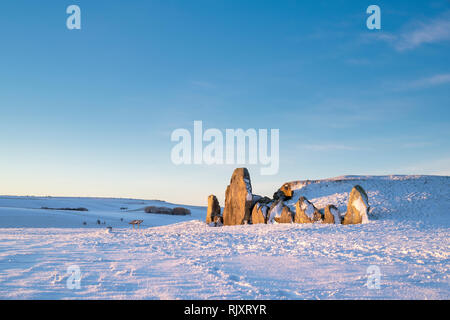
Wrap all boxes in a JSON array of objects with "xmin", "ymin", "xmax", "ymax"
[
  {"xmin": 206, "ymin": 195, "xmax": 221, "ymax": 224},
  {"xmin": 251, "ymin": 203, "xmax": 267, "ymax": 224},
  {"xmin": 343, "ymin": 185, "xmax": 370, "ymax": 225},
  {"xmin": 323, "ymin": 204, "xmax": 341, "ymax": 224},
  {"xmin": 294, "ymin": 196, "xmax": 322, "ymax": 223},
  {"xmin": 223, "ymin": 168, "xmax": 253, "ymax": 225}
]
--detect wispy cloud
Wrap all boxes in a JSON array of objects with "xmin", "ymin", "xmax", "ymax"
[
  {"xmin": 370, "ymin": 11, "xmax": 450, "ymax": 51},
  {"xmin": 407, "ymin": 73, "xmax": 450, "ymax": 88},
  {"xmin": 392, "ymin": 73, "xmax": 450, "ymax": 91}
]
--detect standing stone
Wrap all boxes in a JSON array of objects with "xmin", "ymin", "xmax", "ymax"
[
  {"xmin": 251, "ymin": 203, "xmax": 267, "ymax": 224},
  {"xmin": 273, "ymin": 183, "xmax": 293, "ymax": 201},
  {"xmin": 251, "ymin": 197, "xmax": 272, "ymax": 224},
  {"xmin": 274, "ymin": 206, "xmax": 294, "ymax": 223},
  {"xmin": 323, "ymin": 204, "xmax": 341, "ymax": 224},
  {"xmin": 343, "ymin": 185, "xmax": 370, "ymax": 225},
  {"xmin": 280, "ymin": 183, "xmax": 293, "ymax": 199},
  {"xmin": 206, "ymin": 195, "xmax": 221, "ymax": 224},
  {"xmin": 267, "ymin": 200, "xmax": 293, "ymax": 224},
  {"xmin": 223, "ymin": 168, "xmax": 253, "ymax": 226},
  {"xmin": 294, "ymin": 196, "xmax": 322, "ymax": 223}
]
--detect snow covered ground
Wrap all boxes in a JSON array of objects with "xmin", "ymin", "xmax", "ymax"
[{"xmin": 0, "ymin": 175, "xmax": 448, "ymax": 299}]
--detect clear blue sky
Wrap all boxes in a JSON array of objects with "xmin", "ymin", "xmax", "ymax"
[{"xmin": 1, "ymin": 0, "xmax": 449, "ymax": 205}]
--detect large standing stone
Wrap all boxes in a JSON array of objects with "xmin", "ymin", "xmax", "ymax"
[
  {"xmin": 323, "ymin": 204, "xmax": 341, "ymax": 224},
  {"xmin": 223, "ymin": 168, "xmax": 253, "ymax": 226},
  {"xmin": 343, "ymin": 185, "xmax": 370, "ymax": 225},
  {"xmin": 294, "ymin": 196, "xmax": 322, "ymax": 223},
  {"xmin": 206, "ymin": 195, "xmax": 221, "ymax": 224}
]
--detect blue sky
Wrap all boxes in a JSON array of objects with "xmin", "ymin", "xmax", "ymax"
[{"xmin": 0, "ymin": 0, "xmax": 449, "ymax": 205}]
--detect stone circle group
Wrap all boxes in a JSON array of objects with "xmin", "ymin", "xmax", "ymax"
[{"xmin": 206, "ymin": 168, "xmax": 370, "ymax": 226}]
